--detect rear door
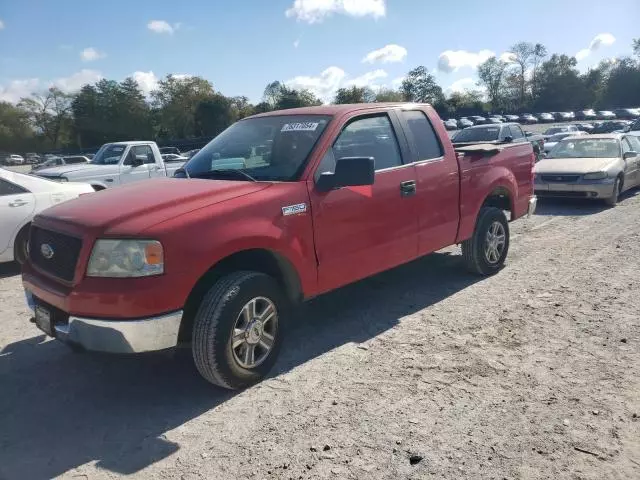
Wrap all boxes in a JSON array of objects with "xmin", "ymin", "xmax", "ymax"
[
  {"xmin": 622, "ymin": 136, "xmax": 640, "ymax": 187},
  {"xmin": 397, "ymin": 108, "xmax": 460, "ymax": 256},
  {"xmin": 308, "ymin": 112, "xmax": 419, "ymax": 292}
]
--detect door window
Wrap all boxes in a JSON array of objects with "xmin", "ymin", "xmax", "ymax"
[
  {"xmin": 316, "ymin": 114, "xmax": 402, "ymax": 178},
  {"xmin": 131, "ymin": 145, "xmax": 155, "ymax": 164},
  {"xmin": 400, "ymin": 110, "xmax": 443, "ymax": 160},
  {"xmin": 626, "ymin": 135, "xmax": 640, "ymax": 152},
  {"xmin": 0, "ymin": 178, "xmax": 28, "ymax": 196},
  {"xmin": 621, "ymin": 138, "xmax": 632, "ymax": 155},
  {"xmin": 509, "ymin": 125, "xmax": 524, "ymax": 139}
]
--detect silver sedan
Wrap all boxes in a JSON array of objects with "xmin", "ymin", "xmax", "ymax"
[{"xmin": 534, "ymin": 134, "xmax": 640, "ymax": 206}]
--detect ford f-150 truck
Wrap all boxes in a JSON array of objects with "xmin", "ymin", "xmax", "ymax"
[
  {"xmin": 32, "ymin": 141, "xmax": 185, "ymax": 191},
  {"xmin": 23, "ymin": 103, "xmax": 536, "ymax": 389}
]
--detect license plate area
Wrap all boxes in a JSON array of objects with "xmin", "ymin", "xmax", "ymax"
[{"xmin": 35, "ymin": 305, "xmax": 53, "ymax": 336}]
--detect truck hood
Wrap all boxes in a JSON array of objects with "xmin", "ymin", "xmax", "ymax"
[
  {"xmin": 534, "ymin": 157, "xmax": 619, "ymax": 174},
  {"xmin": 34, "ymin": 164, "xmax": 110, "ymax": 177},
  {"xmin": 36, "ymin": 177, "xmax": 271, "ymax": 235}
]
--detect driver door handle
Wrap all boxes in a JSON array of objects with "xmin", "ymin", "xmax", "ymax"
[
  {"xmin": 400, "ymin": 180, "xmax": 416, "ymax": 197},
  {"xmin": 9, "ymin": 200, "xmax": 28, "ymax": 207}
]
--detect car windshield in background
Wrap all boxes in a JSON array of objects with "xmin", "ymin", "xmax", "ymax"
[
  {"xmin": 548, "ymin": 138, "xmax": 620, "ymax": 159},
  {"xmin": 90, "ymin": 144, "xmax": 126, "ymax": 165},
  {"xmin": 452, "ymin": 126, "xmax": 500, "ymax": 142},
  {"xmin": 185, "ymin": 115, "xmax": 331, "ymax": 181}
]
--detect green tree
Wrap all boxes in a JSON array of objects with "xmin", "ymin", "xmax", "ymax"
[
  {"xmin": 229, "ymin": 96, "xmax": 254, "ymax": 120},
  {"xmin": 530, "ymin": 43, "xmax": 548, "ymax": 99},
  {"xmin": 19, "ymin": 87, "xmax": 73, "ymax": 149},
  {"xmin": 263, "ymin": 81, "xmax": 284, "ymax": 108},
  {"xmin": 0, "ymin": 102, "xmax": 35, "ymax": 151},
  {"xmin": 374, "ymin": 88, "xmax": 404, "ymax": 102},
  {"xmin": 274, "ymin": 86, "xmax": 322, "ymax": 110},
  {"xmin": 400, "ymin": 66, "xmax": 445, "ymax": 104},
  {"xmin": 194, "ymin": 94, "xmax": 234, "ymax": 137},
  {"xmin": 633, "ymin": 38, "xmax": 640, "ymax": 59},
  {"xmin": 601, "ymin": 57, "xmax": 640, "ymax": 108},
  {"xmin": 333, "ymin": 86, "xmax": 375, "ymax": 104},
  {"xmin": 152, "ymin": 75, "xmax": 215, "ymax": 138},
  {"xmin": 533, "ymin": 54, "xmax": 587, "ymax": 111},
  {"xmin": 508, "ymin": 42, "xmax": 536, "ymax": 107},
  {"xmin": 477, "ymin": 57, "xmax": 509, "ymax": 109}
]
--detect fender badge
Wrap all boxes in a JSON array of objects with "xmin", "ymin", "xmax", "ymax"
[{"xmin": 282, "ymin": 203, "xmax": 307, "ymax": 216}]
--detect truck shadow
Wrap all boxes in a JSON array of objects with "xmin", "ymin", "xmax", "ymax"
[
  {"xmin": 0, "ymin": 251, "xmax": 481, "ymax": 479},
  {"xmin": 0, "ymin": 261, "xmax": 21, "ymax": 279},
  {"xmin": 534, "ymin": 188, "xmax": 639, "ymax": 217}
]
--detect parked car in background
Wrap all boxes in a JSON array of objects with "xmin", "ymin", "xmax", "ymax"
[
  {"xmin": 489, "ymin": 115, "xmax": 505, "ymax": 122},
  {"xmin": 470, "ymin": 115, "xmax": 487, "ymax": 125},
  {"xmin": 538, "ymin": 113, "xmax": 554, "ymax": 123},
  {"xmin": 505, "ymin": 115, "xmax": 520, "ymax": 122},
  {"xmin": 543, "ymin": 131, "xmax": 588, "ymax": 153},
  {"xmin": 184, "ymin": 149, "xmax": 201, "ymax": 158},
  {"xmin": 597, "ymin": 111, "xmax": 616, "ymax": 120},
  {"xmin": 543, "ymin": 125, "xmax": 580, "ymax": 137},
  {"xmin": 520, "ymin": 114, "xmax": 537, "ymax": 124},
  {"xmin": 161, "ymin": 153, "xmax": 189, "ymax": 162},
  {"xmin": 0, "ymin": 167, "xmax": 94, "ymax": 264},
  {"xmin": 625, "ymin": 118, "xmax": 640, "ymax": 137},
  {"xmin": 33, "ymin": 141, "xmax": 186, "ymax": 191},
  {"xmin": 457, "ymin": 118, "xmax": 474, "ymax": 129},
  {"xmin": 444, "ymin": 119, "xmax": 458, "ymax": 130},
  {"xmin": 573, "ymin": 123, "xmax": 595, "ymax": 133},
  {"xmin": 31, "ymin": 155, "xmax": 90, "ymax": 172},
  {"xmin": 22, "ymin": 103, "xmax": 536, "ymax": 388},
  {"xmin": 159, "ymin": 146, "xmax": 181, "ymax": 156},
  {"xmin": 25, "ymin": 153, "xmax": 41, "ymax": 164},
  {"xmin": 576, "ymin": 109, "xmax": 598, "ymax": 121},
  {"xmin": 592, "ymin": 120, "xmax": 631, "ymax": 134},
  {"xmin": 6, "ymin": 155, "xmax": 25, "ymax": 165},
  {"xmin": 452, "ymin": 123, "xmax": 541, "ymax": 160},
  {"xmin": 485, "ymin": 117, "xmax": 503, "ymax": 124},
  {"xmin": 535, "ymin": 134, "xmax": 640, "ymax": 206},
  {"xmin": 613, "ymin": 108, "xmax": 640, "ymax": 120}
]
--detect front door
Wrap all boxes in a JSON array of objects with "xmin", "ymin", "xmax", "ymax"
[
  {"xmin": 120, "ymin": 145, "xmax": 153, "ymax": 184},
  {"xmin": 0, "ymin": 178, "xmax": 35, "ymax": 254},
  {"xmin": 623, "ymin": 136, "xmax": 640, "ymax": 187},
  {"xmin": 308, "ymin": 113, "xmax": 419, "ymax": 293}
]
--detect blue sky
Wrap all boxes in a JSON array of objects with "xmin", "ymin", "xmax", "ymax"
[{"xmin": 0, "ymin": 0, "xmax": 638, "ymax": 104}]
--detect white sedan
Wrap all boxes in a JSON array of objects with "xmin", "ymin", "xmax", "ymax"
[{"xmin": 0, "ymin": 168, "xmax": 94, "ymax": 264}]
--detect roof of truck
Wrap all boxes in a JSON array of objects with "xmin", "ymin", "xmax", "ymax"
[{"xmin": 249, "ymin": 103, "xmax": 430, "ymax": 118}]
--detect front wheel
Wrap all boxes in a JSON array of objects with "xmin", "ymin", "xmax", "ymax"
[
  {"xmin": 192, "ymin": 271, "xmax": 287, "ymax": 389},
  {"xmin": 605, "ymin": 177, "xmax": 621, "ymax": 207},
  {"xmin": 13, "ymin": 224, "xmax": 30, "ymax": 265},
  {"xmin": 461, "ymin": 207, "xmax": 510, "ymax": 275}
]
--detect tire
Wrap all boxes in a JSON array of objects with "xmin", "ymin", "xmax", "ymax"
[
  {"xmin": 192, "ymin": 271, "xmax": 288, "ymax": 389},
  {"xmin": 605, "ymin": 177, "xmax": 621, "ymax": 207},
  {"xmin": 461, "ymin": 207, "xmax": 510, "ymax": 276},
  {"xmin": 13, "ymin": 224, "xmax": 30, "ymax": 265}
]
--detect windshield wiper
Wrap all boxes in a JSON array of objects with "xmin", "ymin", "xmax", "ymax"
[{"xmin": 191, "ymin": 169, "xmax": 257, "ymax": 182}]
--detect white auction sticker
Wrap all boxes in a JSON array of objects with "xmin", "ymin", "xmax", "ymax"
[{"xmin": 281, "ymin": 122, "xmax": 319, "ymax": 132}]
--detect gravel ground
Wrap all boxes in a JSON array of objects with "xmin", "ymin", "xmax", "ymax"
[{"xmin": 1, "ymin": 192, "xmax": 640, "ymax": 480}]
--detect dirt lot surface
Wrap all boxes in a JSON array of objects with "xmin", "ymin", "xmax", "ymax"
[{"xmin": 1, "ymin": 193, "xmax": 640, "ymax": 480}]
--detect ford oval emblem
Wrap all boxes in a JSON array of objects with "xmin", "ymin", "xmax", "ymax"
[{"xmin": 40, "ymin": 243, "xmax": 54, "ymax": 259}]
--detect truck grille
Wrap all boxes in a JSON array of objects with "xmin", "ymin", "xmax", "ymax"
[
  {"xmin": 540, "ymin": 174, "xmax": 580, "ymax": 183},
  {"xmin": 30, "ymin": 226, "xmax": 82, "ymax": 282}
]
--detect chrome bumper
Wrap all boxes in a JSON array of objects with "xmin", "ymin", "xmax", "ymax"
[
  {"xmin": 535, "ymin": 179, "xmax": 615, "ymax": 199},
  {"xmin": 528, "ymin": 196, "xmax": 537, "ymax": 217},
  {"xmin": 54, "ymin": 311, "xmax": 183, "ymax": 354}
]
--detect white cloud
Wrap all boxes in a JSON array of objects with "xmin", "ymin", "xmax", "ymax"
[
  {"xmin": 0, "ymin": 78, "xmax": 40, "ymax": 103},
  {"xmin": 437, "ymin": 49, "xmax": 494, "ymax": 73},
  {"xmin": 391, "ymin": 76, "xmax": 405, "ymax": 88},
  {"xmin": 362, "ymin": 44, "xmax": 407, "ymax": 64},
  {"xmin": 499, "ymin": 52, "xmax": 516, "ymax": 63},
  {"xmin": 285, "ymin": 0, "xmax": 385, "ymax": 23},
  {"xmin": 80, "ymin": 47, "xmax": 106, "ymax": 62},
  {"xmin": 132, "ymin": 71, "xmax": 159, "ymax": 96},
  {"xmin": 147, "ymin": 20, "xmax": 175, "ymax": 34},
  {"xmin": 0, "ymin": 19, "xmax": 4, "ymax": 30},
  {"xmin": 52, "ymin": 69, "xmax": 103, "ymax": 92},
  {"xmin": 575, "ymin": 33, "xmax": 616, "ymax": 61},
  {"xmin": 286, "ymin": 66, "xmax": 387, "ymax": 102},
  {"xmin": 445, "ymin": 77, "xmax": 476, "ymax": 94},
  {"xmin": 293, "ymin": 39, "xmax": 300, "ymax": 48}
]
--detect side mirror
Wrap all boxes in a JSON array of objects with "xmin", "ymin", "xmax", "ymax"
[
  {"xmin": 623, "ymin": 151, "xmax": 638, "ymax": 160},
  {"xmin": 503, "ymin": 135, "xmax": 513, "ymax": 143},
  {"xmin": 316, "ymin": 156, "xmax": 375, "ymax": 192}
]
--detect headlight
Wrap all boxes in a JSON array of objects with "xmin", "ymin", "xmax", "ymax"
[
  {"xmin": 583, "ymin": 172, "xmax": 608, "ymax": 180},
  {"xmin": 87, "ymin": 240, "xmax": 164, "ymax": 277}
]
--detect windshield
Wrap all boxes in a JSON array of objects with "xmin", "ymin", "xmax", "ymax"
[
  {"xmin": 548, "ymin": 138, "xmax": 620, "ymax": 159},
  {"xmin": 453, "ymin": 126, "xmax": 500, "ymax": 142},
  {"xmin": 185, "ymin": 115, "xmax": 331, "ymax": 181},
  {"xmin": 90, "ymin": 144, "xmax": 127, "ymax": 165}
]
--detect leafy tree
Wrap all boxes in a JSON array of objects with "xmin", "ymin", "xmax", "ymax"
[
  {"xmin": 508, "ymin": 42, "xmax": 535, "ymax": 106},
  {"xmin": 401, "ymin": 66, "xmax": 445, "ymax": 104},
  {"xmin": 194, "ymin": 94, "xmax": 234, "ymax": 137},
  {"xmin": 19, "ymin": 87, "xmax": 73, "ymax": 148},
  {"xmin": 374, "ymin": 88, "xmax": 404, "ymax": 102},
  {"xmin": 229, "ymin": 96, "xmax": 254, "ymax": 120},
  {"xmin": 534, "ymin": 54, "xmax": 587, "ymax": 111},
  {"xmin": 530, "ymin": 43, "xmax": 548, "ymax": 99},
  {"xmin": 333, "ymin": 86, "xmax": 375, "ymax": 104},
  {"xmin": 274, "ymin": 86, "xmax": 322, "ymax": 110},
  {"xmin": 633, "ymin": 38, "xmax": 640, "ymax": 59},
  {"xmin": 263, "ymin": 81, "xmax": 284, "ymax": 108},
  {"xmin": 0, "ymin": 101, "xmax": 34, "ymax": 151},
  {"xmin": 477, "ymin": 57, "xmax": 509, "ymax": 109},
  {"xmin": 601, "ymin": 57, "xmax": 640, "ymax": 108}
]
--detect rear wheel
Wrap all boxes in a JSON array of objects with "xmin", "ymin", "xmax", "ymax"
[
  {"xmin": 462, "ymin": 207, "xmax": 510, "ymax": 275},
  {"xmin": 605, "ymin": 177, "xmax": 621, "ymax": 207},
  {"xmin": 192, "ymin": 271, "xmax": 287, "ymax": 389},
  {"xmin": 13, "ymin": 224, "xmax": 30, "ymax": 265}
]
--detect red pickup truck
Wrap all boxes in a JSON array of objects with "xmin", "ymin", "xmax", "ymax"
[{"xmin": 23, "ymin": 103, "xmax": 536, "ymax": 389}]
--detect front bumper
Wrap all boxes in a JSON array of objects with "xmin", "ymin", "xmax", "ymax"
[
  {"xmin": 535, "ymin": 179, "xmax": 615, "ymax": 199},
  {"xmin": 26, "ymin": 289, "xmax": 182, "ymax": 353}
]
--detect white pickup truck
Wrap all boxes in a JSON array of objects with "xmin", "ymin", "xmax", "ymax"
[{"xmin": 32, "ymin": 141, "xmax": 185, "ymax": 190}]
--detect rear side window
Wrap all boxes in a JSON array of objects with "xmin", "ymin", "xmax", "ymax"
[
  {"xmin": 509, "ymin": 125, "xmax": 524, "ymax": 139},
  {"xmin": 626, "ymin": 135, "xmax": 640, "ymax": 152},
  {"xmin": 0, "ymin": 178, "xmax": 29, "ymax": 196},
  {"xmin": 400, "ymin": 110, "xmax": 443, "ymax": 161}
]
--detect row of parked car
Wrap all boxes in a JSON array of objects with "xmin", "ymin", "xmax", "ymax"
[{"xmin": 442, "ymin": 108, "xmax": 640, "ymax": 131}]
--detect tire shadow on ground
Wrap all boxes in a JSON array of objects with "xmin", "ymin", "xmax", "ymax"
[
  {"xmin": 0, "ymin": 251, "xmax": 483, "ymax": 479},
  {"xmin": 534, "ymin": 188, "xmax": 639, "ymax": 216},
  {"xmin": 0, "ymin": 261, "xmax": 20, "ymax": 279}
]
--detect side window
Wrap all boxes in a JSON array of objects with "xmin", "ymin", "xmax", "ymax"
[
  {"xmin": 0, "ymin": 178, "xmax": 28, "ymax": 196},
  {"xmin": 510, "ymin": 125, "xmax": 524, "ymax": 139},
  {"xmin": 400, "ymin": 110, "xmax": 443, "ymax": 161},
  {"xmin": 132, "ymin": 145, "xmax": 155, "ymax": 164},
  {"xmin": 621, "ymin": 138, "xmax": 632, "ymax": 154},
  {"xmin": 626, "ymin": 135, "xmax": 640, "ymax": 152},
  {"xmin": 499, "ymin": 126, "xmax": 510, "ymax": 141},
  {"xmin": 317, "ymin": 115, "xmax": 402, "ymax": 176}
]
